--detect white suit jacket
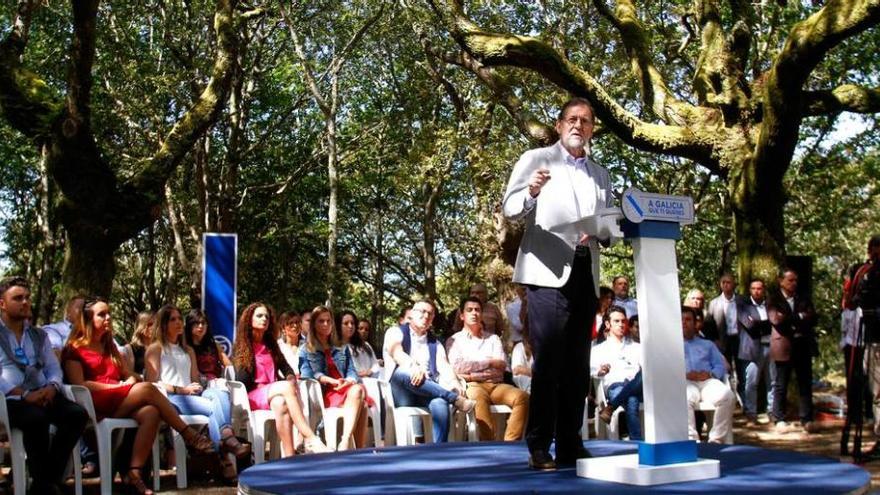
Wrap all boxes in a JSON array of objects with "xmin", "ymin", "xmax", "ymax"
[{"xmin": 502, "ymin": 141, "xmax": 612, "ymax": 294}]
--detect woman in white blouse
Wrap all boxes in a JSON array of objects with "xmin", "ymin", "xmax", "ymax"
[
  {"xmin": 277, "ymin": 311, "xmax": 303, "ymax": 376},
  {"xmin": 337, "ymin": 311, "xmax": 381, "ymax": 378},
  {"xmin": 145, "ymin": 305, "xmax": 248, "ymax": 482}
]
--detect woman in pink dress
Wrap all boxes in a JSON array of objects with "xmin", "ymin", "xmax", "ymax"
[
  {"xmin": 62, "ymin": 297, "xmax": 213, "ymax": 495},
  {"xmin": 231, "ymin": 302, "xmax": 329, "ymax": 456}
]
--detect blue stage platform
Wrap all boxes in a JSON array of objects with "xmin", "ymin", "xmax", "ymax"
[{"xmin": 238, "ymin": 440, "xmax": 870, "ymax": 494}]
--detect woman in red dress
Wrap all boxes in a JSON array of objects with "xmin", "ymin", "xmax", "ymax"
[
  {"xmin": 300, "ymin": 306, "xmax": 370, "ymax": 450},
  {"xmin": 62, "ymin": 297, "xmax": 214, "ymax": 495},
  {"xmin": 232, "ymin": 302, "xmax": 329, "ymax": 456}
]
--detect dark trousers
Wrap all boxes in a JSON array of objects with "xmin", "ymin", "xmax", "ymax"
[
  {"xmin": 772, "ymin": 339, "xmax": 814, "ymax": 423},
  {"xmin": 724, "ymin": 334, "xmax": 747, "ymax": 401},
  {"xmin": 525, "ymin": 252, "xmax": 597, "ymax": 454},
  {"xmin": 7, "ymin": 393, "xmax": 88, "ymax": 483}
]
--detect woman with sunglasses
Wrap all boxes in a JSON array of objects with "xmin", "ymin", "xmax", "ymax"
[
  {"xmin": 62, "ymin": 298, "xmax": 214, "ymax": 495},
  {"xmin": 145, "ymin": 305, "xmax": 248, "ymax": 482},
  {"xmin": 232, "ymin": 302, "xmax": 330, "ymax": 456},
  {"xmin": 184, "ymin": 309, "xmax": 232, "ymax": 382}
]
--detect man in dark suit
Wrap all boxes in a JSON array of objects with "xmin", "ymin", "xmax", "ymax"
[
  {"xmin": 737, "ymin": 278, "xmax": 775, "ymax": 425},
  {"xmin": 767, "ymin": 268, "xmax": 818, "ymax": 433}
]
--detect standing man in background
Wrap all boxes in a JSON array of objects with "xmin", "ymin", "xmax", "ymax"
[{"xmin": 503, "ymin": 97, "xmax": 613, "ymax": 470}]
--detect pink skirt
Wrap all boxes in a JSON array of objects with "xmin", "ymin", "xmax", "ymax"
[{"xmin": 248, "ymin": 384, "xmax": 272, "ymax": 410}]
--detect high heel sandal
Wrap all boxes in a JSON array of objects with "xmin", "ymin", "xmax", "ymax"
[
  {"xmin": 124, "ymin": 466, "xmax": 154, "ymax": 495},
  {"xmin": 181, "ymin": 425, "xmax": 215, "ymax": 454},
  {"xmin": 219, "ymin": 454, "xmax": 238, "ymax": 484},
  {"xmin": 221, "ymin": 433, "xmax": 252, "ymax": 458}
]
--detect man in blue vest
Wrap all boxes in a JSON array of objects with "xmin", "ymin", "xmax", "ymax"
[
  {"xmin": 382, "ymin": 299, "xmax": 475, "ymax": 442},
  {"xmin": 0, "ymin": 277, "xmax": 88, "ymax": 494}
]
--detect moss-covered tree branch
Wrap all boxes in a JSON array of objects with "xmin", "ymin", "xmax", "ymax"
[
  {"xmin": 425, "ymin": 0, "xmax": 716, "ymax": 165},
  {"xmin": 757, "ymin": 0, "xmax": 880, "ymax": 181},
  {"xmin": 592, "ymin": 0, "xmax": 695, "ymax": 126},
  {"xmin": 802, "ymin": 84, "xmax": 880, "ymax": 115},
  {"xmin": 132, "ymin": 0, "xmax": 241, "ymax": 196},
  {"xmin": 0, "ymin": 1, "xmax": 62, "ymax": 140}
]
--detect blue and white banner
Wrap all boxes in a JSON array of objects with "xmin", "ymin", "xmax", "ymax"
[{"xmin": 202, "ymin": 233, "xmax": 237, "ymax": 355}]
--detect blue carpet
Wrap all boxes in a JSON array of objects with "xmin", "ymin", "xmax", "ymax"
[{"xmin": 238, "ymin": 440, "xmax": 870, "ymax": 494}]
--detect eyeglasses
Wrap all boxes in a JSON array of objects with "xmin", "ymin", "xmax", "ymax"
[
  {"xmin": 412, "ymin": 307, "xmax": 434, "ymax": 316},
  {"xmin": 563, "ymin": 116, "xmax": 593, "ymax": 127}
]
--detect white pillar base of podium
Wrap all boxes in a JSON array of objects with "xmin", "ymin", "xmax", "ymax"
[{"xmin": 577, "ymin": 454, "xmax": 720, "ymax": 486}]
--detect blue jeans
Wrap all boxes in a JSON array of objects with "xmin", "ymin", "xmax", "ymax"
[
  {"xmin": 606, "ymin": 371, "xmax": 643, "ymax": 441},
  {"xmin": 169, "ymin": 387, "xmax": 233, "ymax": 446},
  {"xmin": 744, "ymin": 345, "xmax": 776, "ymax": 418},
  {"xmin": 390, "ymin": 369, "xmax": 458, "ymax": 442}
]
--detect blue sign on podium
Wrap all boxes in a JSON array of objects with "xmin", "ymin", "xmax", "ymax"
[{"xmin": 202, "ymin": 233, "xmax": 237, "ymax": 355}]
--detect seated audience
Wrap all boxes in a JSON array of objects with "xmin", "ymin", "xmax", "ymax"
[
  {"xmin": 447, "ymin": 296, "xmax": 529, "ymax": 441},
  {"xmin": 628, "ymin": 315, "xmax": 640, "ymax": 343},
  {"xmin": 185, "ymin": 309, "xmax": 232, "ymax": 381},
  {"xmin": 383, "ymin": 299, "xmax": 475, "ymax": 443},
  {"xmin": 682, "ymin": 306, "xmax": 736, "ymax": 444},
  {"xmin": 0, "ymin": 277, "xmax": 88, "ymax": 495},
  {"xmin": 593, "ymin": 286, "xmax": 613, "ymax": 342},
  {"xmin": 43, "ymin": 294, "xmax": 86, "ymax": 358},
  {"xmin": 277, "ymin": 311, "xmax": 303, "ymax": 375},
  {"xmin": 338, "ymin": 310, "xmax": 381, "ymax": 378},
  {"xmin": 124, "ymin": 310, "xmax": 155, "ymax": 376},
  {"xmin": 591, "ymin": 305, "xmax": 643, "ymax": 440},
  {"xmin": 145, "ymin": 305, "xmax": 248, "ymax": 482},
  {"xmin": 63, "ymin": 297, "xmax": 214, "ymax": 495},
  {"xmin": 300, "ymin": 306, "xmax": 370, "ymax": 450},
  {"xmin": 357, "ymin": 319, "xmax": 383, "ymax": 367},
  {"xmin": 232, "ymin": 302, "xmax": 329, "ymax": 455},
  {"xmin": 511, "ymin": 293, "xmax": 533, "ymax": 393}
]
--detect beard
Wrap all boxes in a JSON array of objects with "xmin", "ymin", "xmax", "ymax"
[{"xmin": 564, "ymin": 134, "xmax": 585, "ymax": 150}]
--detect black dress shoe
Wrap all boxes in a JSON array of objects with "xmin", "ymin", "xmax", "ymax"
[
  {"xmin": 556, "ymin": 445, "xmax": 592, "ymax": 466},
  {"xmin": 528, "ymin": 449, "xmax": 557, "ymax": 470}
]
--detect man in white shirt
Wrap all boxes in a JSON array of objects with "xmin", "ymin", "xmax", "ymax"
[
  {"xmin": 707, "ymin": 273, "xmax": 742, "ymax": 399},
  {"xmin": 447, "ymin": 297, "xmax": 529, "ymax": 441},
  {"xmin": 382, "ymin": 299, "xmax": 475, "ymax": 443},
  {"xmin": 612, "ymin": 276, "xmax": 638, "ymax": 318},
  {"xmin": 42, "ymin": 294, "xmax": 85, "ymax": 357},
  {"xmin": 502, "ymin": 97, "xmax": 612, "ymax": 470},
  {"xmin": 0, "ymin": 277, "xmax": 88, "ymax": 495},
  {"xmin": 591, "ymin": 306, "xmax": 643, "ymax": 440}
]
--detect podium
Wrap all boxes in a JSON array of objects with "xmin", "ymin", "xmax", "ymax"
[{"xmin": 577, "ymin": 188, "xmax": 721, "ymax": 485}]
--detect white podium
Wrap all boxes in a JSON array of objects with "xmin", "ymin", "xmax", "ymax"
[{"xmin": 577, "ymin": 189, "xmax": 720, "ymax": 485}]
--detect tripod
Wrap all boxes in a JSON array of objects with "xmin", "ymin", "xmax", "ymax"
[{"xmin": 841, "ymin": 319, "xmax": 870, "ymax": 463}]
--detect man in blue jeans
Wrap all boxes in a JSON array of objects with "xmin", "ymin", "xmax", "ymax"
[
  {"xmin": 591, "ymin": 305, "xmax": 643, "ymax": 440},
  {"xmin": 382, "ymin": 299, "xmax": 475, "ymax": 442}
]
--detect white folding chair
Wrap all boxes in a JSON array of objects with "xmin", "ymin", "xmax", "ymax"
[
  {"xmin": 67, "ymin": 384, "xmax": 160, "ymax": 495},
  {"xmin": 592, "ymin": 377, "xmax": 643, "ymax": 441},
  {"xmin": 300, "ymin": 378, "xmax": 382, "ymax": 450},
  {"xmin": 0, "ymin": 393, "xmax": 28, "ymax": 495},
  {"xmin": 376, "ymin": 379, "xmax": 433, "ymax": 445},
  {"xmin": 226, "ymin": 380, "xmax": 283, "ymax": 463},
  {"xmin": 694, "ymin": 375, "xmax": 735, "ymax": 444},
  {"xmin": 152, "ymin": 386, "xmax": 211, "ymax": 489}
]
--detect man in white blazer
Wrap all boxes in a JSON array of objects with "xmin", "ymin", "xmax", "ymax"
[{"xmin": 503, "ymin": 97, "xmax": 612, "ymax": 470}]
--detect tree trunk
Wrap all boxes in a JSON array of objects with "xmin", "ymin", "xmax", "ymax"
[
  {"xmin": 61, "ymin": 231, "xmax": 117, "ymax": 298},
  {"xmin": 729, "ymin": 156, "xmax": 787, "ymax": 287},
  {"xmin": 326, "ymin": 110, "xmax": 339, "ymax": 308},
  {"xmin": 34, "ymin": 143, "xmax": 60, "ymax": 323}
]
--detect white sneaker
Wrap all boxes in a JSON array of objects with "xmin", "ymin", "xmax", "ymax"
[
  {"xmin": 455, "ymin": 396, "xmax": 476, "ymax": 412},
  {"xmin": 304, "ymin": 436, "xmax": 332, "ymax": 454}
]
